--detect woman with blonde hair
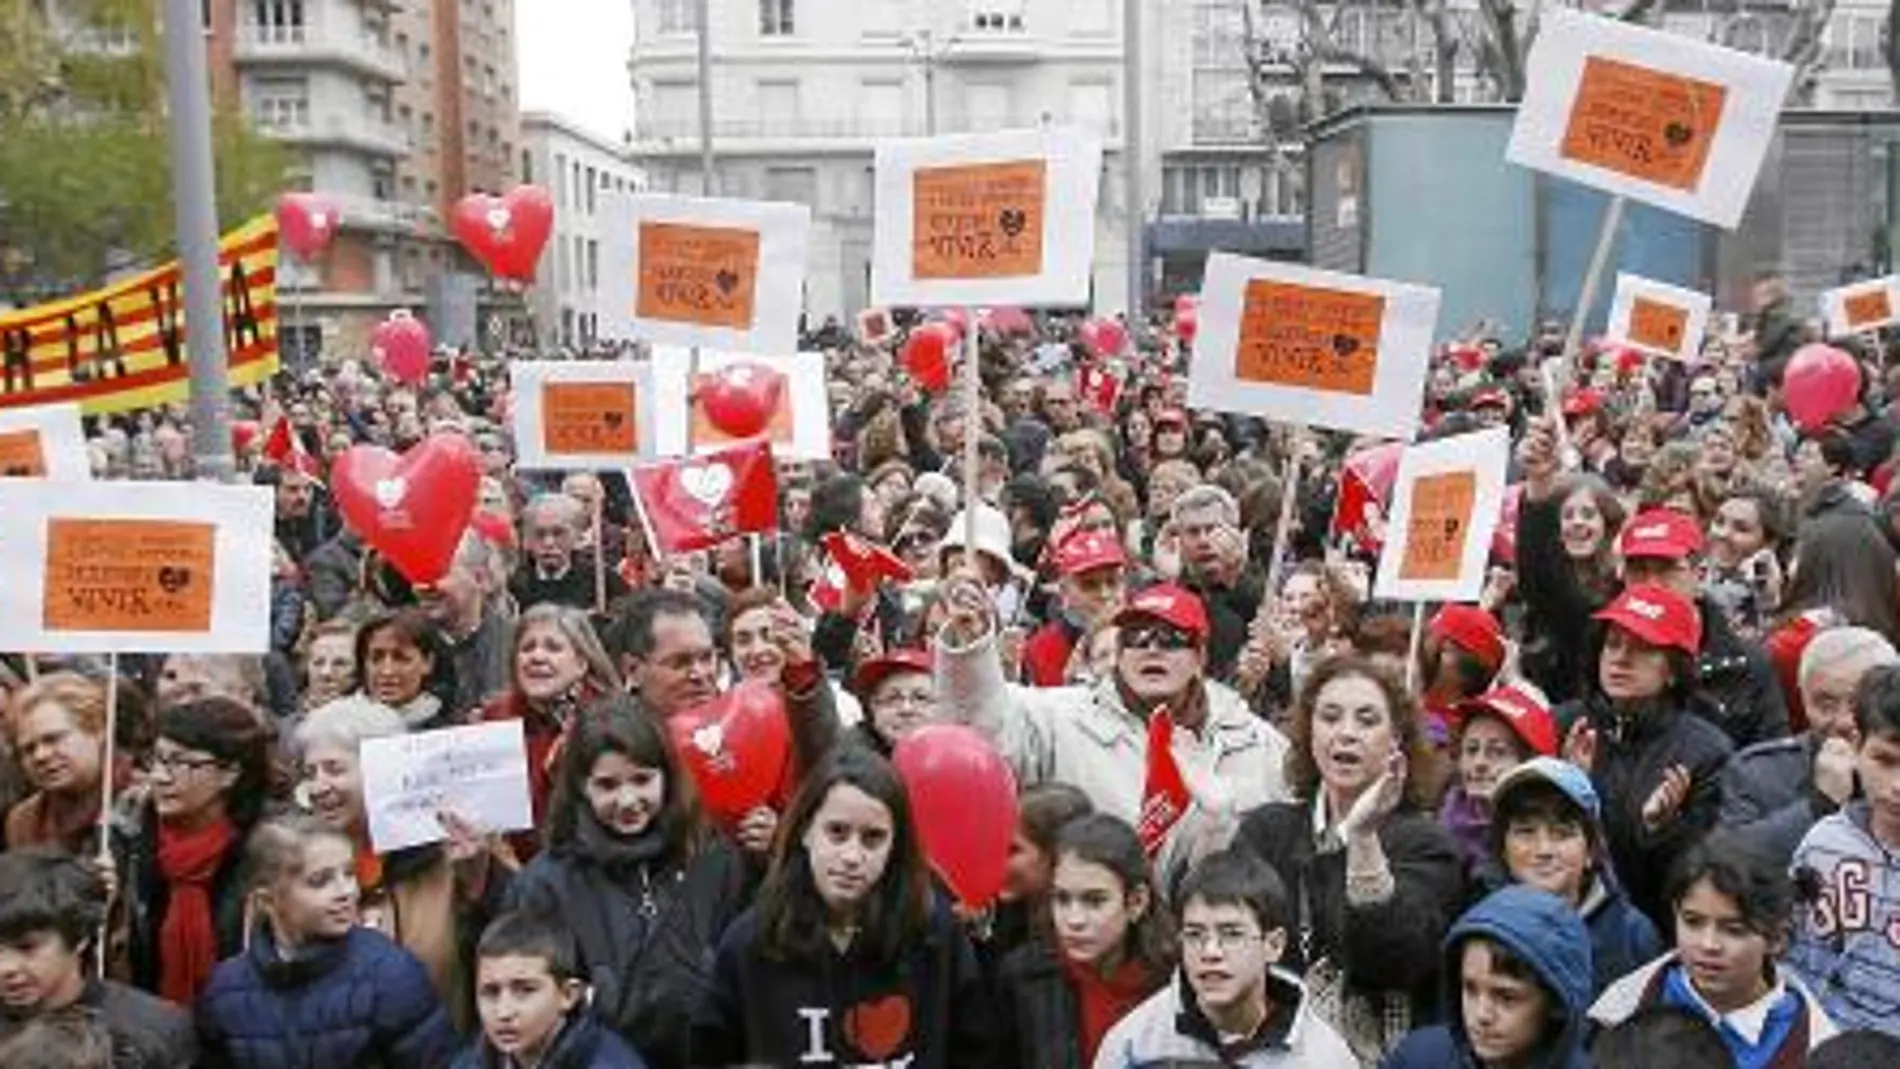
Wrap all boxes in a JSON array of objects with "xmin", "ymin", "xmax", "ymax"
[
  {"xmin": 1053, "ymin": 428, "xmax": 1141, "ymax": 532},
  {"xmin": 3, "ymin": 672, "xmax": 128, "ymax": 855}
]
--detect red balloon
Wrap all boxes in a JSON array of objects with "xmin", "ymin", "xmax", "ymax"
[
  {"xmin": 902, "ymin": 323, "xmax": 956, "ymax": 394},
  {"xmin": 275, "ymin": 192, "xmax": 341, "ymax": 261},
  {"xmin": 451, "ymin": 185, "xmax": 555, "ymax": 282},
  {"xmin": 1784, "ymin": 343, "xmax": 1862, "ymax": 433},
  {"xmin": 893, "ymin": 724, "xmax": 1019, "ymax": 908},
  {"xmin": 230, "ymin": 420, "xmax": 261, "ymax": 454},
  {"xmin": 331, "ymin": 433, "xmax": 481, "ymax": 584},
  {"xmin": 371, "ymin": 311, "xmax": 433, "ymax": 386},
  {"xmin": 670, "ymin": 681, "xmax": 791, "ymax": 829},
  {"xmin": 1174, "ymin": 293, "xmax": 1200, "ymax": 317},
  {"xmin": 1176, "ymin": 306, "xmax": 1199, "ymax": 344},
  {"xmin": 1078, "ymin": 317, "xmax": 1128, "ymax": 359},
  {"xmin": 696, "ymin": 362, "xmax": 786, "ymax": 439}
]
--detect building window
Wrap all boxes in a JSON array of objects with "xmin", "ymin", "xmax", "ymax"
[
  {"xmin": 756, "ymin": 80, "xmax": 800, "ymax": 132},
  {"xmin": 657, "ymin": 0, "xmax": 692, "ymax": 33},
  {"xmin": 554, "ymin": 153, "xmax": 567, "ymax": 206},
  {"xmin": 585, "ymin": 166, "xmax": 598, "ymax": 212},
  {"xmin": 764, "ymin": 166, "xmax": 818, "ymax": 208},
  {"xmin": 252, "ymin": 0, "xmax": 307, "ymax": 37},
  {"xmin": 759, "ymin": 0, "xmax": 794, "ymax": 36},
  {"xmin": 250, "ymin": 77, "xmax": 309, "ymax": 131},
  {"xmin": 371, "ymin": 163, "xmax": 395, "ymax": 201},
  {"xmin": 521, "ymin": 150, "xmax": 533, "ymax": 182},
  {"xmin": 859, "ymin": 80, "xmax": 903, "ymax": 136},
  {"xmin": 969, "ymin": 1, "xmax": 1025, "ymax": 32},
  {"xmin": 587, "ymin": 240, "xmax": 599, "ymax": 291}
]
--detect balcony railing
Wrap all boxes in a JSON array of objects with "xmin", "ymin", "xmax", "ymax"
[
  {"xmin": 260, "ymin": 113, "xmax": 410, "ymax": 158},
  {"xmin": 233, "ymin": 23, "xmax": 407, "ymax": 83}
]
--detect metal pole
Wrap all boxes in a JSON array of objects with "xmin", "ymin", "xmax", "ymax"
[
  {"xmin": 1122, "ymin": 0, "xmax": 1144, "ymax": 321},
  {"xmin": 696, "ymin": 0, "xmax": 715, "ymax": 194},
  {"xmin": 163, "ymin": 0, "xmax": 235, "ymax": 482}
]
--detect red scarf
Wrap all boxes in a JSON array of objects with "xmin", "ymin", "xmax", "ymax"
[
  {"xmin": 1064, "ymin": 954, "xmax": 1158, "ymax": 1066},
  {"xmin": 155, "ymin": 817, "xmax": 237, "ymax": 1005}
]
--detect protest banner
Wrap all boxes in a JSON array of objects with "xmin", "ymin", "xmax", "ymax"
[
  {"xmin": 510, "ymin": 360, "xmax": 656, "ymax": 469},
  {"xmin": 1505, "ymin": 8, "xmax": 1794, "ymax": 229},
  {"xmin": 652, "ymin": 348, "xmax": 830, "ymax": 460},
  {"xmin": 1606, "ymin": 273, "xmax": 1712, "ymax": 361},
  {"xmin": 1187, "ymin": 252, "xmax": 1441, "ymax": 441},
  {"xmin": 0, "ymin": 216, "xmax": 279, "ymax": 415},
  {"xmin": 359, "ymin": 720, "xmax": 535, "ymax": 854},
  {"xmin": 871, "ymin": 127, "xmax": 1103, "ymax": 309},
  {"xmin": 1373, "ymin": 427, "xmax": 1512, "ymax": 603},
  {"xmin": 0, "ymin": 481, "xmax": 274, "ymax": 653},
  {"xmin": 0, "ymin": 402, "xmax": 89, "ymax": 481},
  {"xmin": 1820, "ymin": 275, "xmax": 1900, "ymax": 337},
  {"xmin": 604, "ymin": 193, "xmax": 812, "ymax": 354}
]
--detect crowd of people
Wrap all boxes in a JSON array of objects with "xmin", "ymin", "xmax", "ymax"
[{"xmin": 6, "ymin": 276, "xmax": 1900, "ymax": 1068}]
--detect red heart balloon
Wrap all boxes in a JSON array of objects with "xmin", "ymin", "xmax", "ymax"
[
  {"xmin": 1784, "ymin": 343, "xmax": 1862, "ymax": 433},
  {"xmin": 893, "ymin": 724, "xmax": 1019, "ymax": 908},
  {"xmin": 275, "ymin": 192, "xmax": 341, "ymax": 261},
  {"xmin": 1176, "ymin": 306, "xmax": 1199, "ymax": 344},
  {"xmin": 669, "ymin": 681, "xmax": 791, "ymax": 828},
  {"xmin": 1078, "ymin": 317, "xmax": 1128, "ymax": 359},
  {"xmin": 451, "ymin": 185, "xmax": 555, "ymax": 282},
  {"xmin": 331, "ymin": 434, "xmax": 481, "ymax": 584},
  {"xmin": 371, "ymin": 311, "xmax": 433, "ymax": 386},
  {"xmin": 696, "ymin": 362, "xmax": 785, "ymax": 439},
  {"xmin": 901, "ymin": 323, "xmax": 956, "ymax": 394}
]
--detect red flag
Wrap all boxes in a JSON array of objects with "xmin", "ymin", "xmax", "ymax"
[
  {"xmin": 263, "ymin": 419, "xmax": 322, "ymax": 479},
  {"xmin": 630, "ymin": 441, "xmax": 779, "ymax": 555},
  {"xmin": 1078, "ymin": 363, "xmax": 1121, "ymax": 416},
  {"xmin": 1138, "ymin": 708, "xmax": 1192, "ymax": 857},
  {"xmin": 821, "ymin": 531, "xmax": 914, "ymax": 589}
]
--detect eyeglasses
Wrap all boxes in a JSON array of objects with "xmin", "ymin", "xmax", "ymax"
[
  {"xmin": 149, "ymin": 750, "xmax": 226, "ymax": 776},
  {"xmin": 1121, "ymin": 624, "xmax": 1195, "ymax": 652},
  {"xmin": 1180, "ymin": 925, "xmax": 1263, "ymax": 955}
]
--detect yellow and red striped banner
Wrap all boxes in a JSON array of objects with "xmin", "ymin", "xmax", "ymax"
[{"xmin": 0, "ymin": 215, "xmax": 280, "ymax": 416}]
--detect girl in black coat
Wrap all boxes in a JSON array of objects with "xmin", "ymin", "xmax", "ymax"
[
  {"xmin": 994, "ymin": 813, "xmax": 1173, "ymax": 1069},
  {"xmin": 505, "ymin": 694, "xmax": 749, "ymax": 1069},
  {"xmin": 688, "ymin": 749, "xmax": 997, "ymax": 1069},
  {"xmin": 1232, "ymin": 654, "xmax": 1465, "ymax": 1064}
]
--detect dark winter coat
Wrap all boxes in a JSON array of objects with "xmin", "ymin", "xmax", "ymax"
[
  {"xmin": 991, "ymin": 937, "xmax": 1164, "ymax": 1069},
  {"xmin": 687, "ymin": 899, "xmax": 998, "ymax": 1069},
  {"xmin": 1555, "ymin": 691, "xmax": 1734, "ymax": 931},
  {"xmin": 0, "ymin": 980, "xmax": 196, "ymax": 1069},
  {"xmin": 195, "ymin": 926, "xmax": 458, "ymax": 1069},
  {"xmin": 1694, "ymin": 597, "xmax": 1790, "ymax": 750},
  {"xmin": 1232, "ymin": 803, "xmax": 1466, "ymax": 1026},
  {"xmin": 1722, "ymin": 733, "xmax": 1839, "ymax": 863},
  {"xmin": 506, "ymin": 837, "xmax": 749, "ymax": 1068},
  {"xmin": 110, "ymin": 802, "xmax": 250, "ymax": 995},
  {"xmin": 1513, "ymin": 493, "xmax": 1609, "ymax": 707},
  {"xmin": 450, "ymin": 1011, "xmax": 650, "ymax": 1069},
  {"xmin": 1381, "ymin": 886, "xmax": 1594, "ymax": 1069}
]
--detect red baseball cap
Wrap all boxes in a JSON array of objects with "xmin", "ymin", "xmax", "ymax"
[
  {"xmin": 1561, "ymin": 388, "xmax": 1604, "ymax": 418},
  {"xmin": 1595, "ymin": 583, "xmax": 1702, "ymax": 655},
  {"xmin": 1113, "ymin": 583, "xmax": 1210, "ymax": 643},
  {"xmin": 1053, "ymin": 528, "xmax": 1127, "ymax": 577},
  {"xmin": 1454, "ymin": 685, "xmax": 1558, "ymax": 757},
  {"xmin": 852, "ymin": 647, "xmax": 933, "ymax": 698},
  {"xmin": 1618, "ymin": 509, "xmax": 1704, "ymax": 561},
  {"xmin": 1469, "ymin": 385, "xmax": 1511, "ymax": 411},
  {"xmin": 1154, "ymin": 408, "xmax": 1189, "ymax": 428},
  {"xmin": 1429, "ymin": 605, "xmax": 1506, "ymax": 674}
]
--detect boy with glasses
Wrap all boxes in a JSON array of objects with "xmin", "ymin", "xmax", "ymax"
[{"xmin": 1094, "ymin": 849, "xmax": 1352, "ymax": 1067}]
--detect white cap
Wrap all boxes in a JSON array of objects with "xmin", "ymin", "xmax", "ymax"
[{"xmin": 939, "ymin": 503, "xmax": 1026, "ymax": 579}]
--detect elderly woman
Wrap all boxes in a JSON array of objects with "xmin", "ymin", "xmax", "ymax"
[
  {"xmin": 3, "ymin": 672, "xmax": 127, "ymax": 855},
  {"xmin": 1232, "ymin": 655, "xmax": 1463, "ymax": 1063}
]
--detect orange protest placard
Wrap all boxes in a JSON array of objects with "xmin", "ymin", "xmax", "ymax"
[
  {"xmin": 635, "ymin": 221, "xmax": 762, "ymax": 330},
  {"xmin": 1233, "ymin": 279, "xmax": 1386, "ymax": 396},
  {"xmin": 1628, "ymin": 296, "xmax": 1690, "ymax": 354},
  {"xmin": 542, "ymin": 382, "xmax": 639, "ymax": 456},
  {"xmin": 1559, "ymin": 55, "xmax": 1727, "ymax": 193},
  {"xmin": 0, "ymin": 428, "xmax": 47, "ymax": 477},
  {"xmin": 42, "ymin": 518, "xmax": 217, "ymax": 633},
  {"xmin": 1845, "ymin": 288, "xmax": 1894, "ymax": 330},
  {"xmin": 690, "ymin": 382, "xmax": 794, "ymax": 451},
  {"xmin": 1400, "ymin": 471, "xmax": 1478, "ymax": 583},
  {"xmin": 912, "ymin": 160, "xmax": 1047, "ymax": 281}
]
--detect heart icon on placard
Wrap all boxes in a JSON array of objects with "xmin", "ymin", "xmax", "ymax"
[
  {"xmin": 697, "ymin": 361, "xmax": 785, "ymax": 439},
  {"xmin": 669, "ymin": 682, "xmax": 791, "ymax": 827},
  {"xmin": 1663, "ymin": 123, "xmax": 1694, "ymax": 146},
  {"xmin": 331, "ymin": 435, "xmax": 481, "ymax": 584},
  {"xmin": 997, "ymin": 208, "xmax": 1028, "ymax": 237},
  {"xmin": 374, "ymin": 477, "xmax": 409, "ymax": 509},
  {"xmin": 714, "ymin": 268, "xmax": 740, "ymax": 295},
  {"xmin": 1331, "ymin": 334, "xmax": 1361, "ymax": 357},
  {"xmin": 602, "ymin": 411, "xmax": 624, "ymax": 428},
  {"xmin": 680, "ymin": 463, "xmax": 734, "ymax": 508},
  {"xmin": 156, "ymin": 567, "xmax": 193, "ymax": 594}
]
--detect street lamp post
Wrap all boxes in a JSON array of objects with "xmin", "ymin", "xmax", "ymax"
[
  {"xmin": 1123, "ymin": 0, "xmax": 1144, "ymax": 322},
  {"xmin": 696, "ymin": 0, "xmax": 715, "ymax": 193}
]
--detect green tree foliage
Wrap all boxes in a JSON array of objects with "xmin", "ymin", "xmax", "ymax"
[{"xmin": 0, "ymin": 0, "xmax": 288, "ymax": 305}]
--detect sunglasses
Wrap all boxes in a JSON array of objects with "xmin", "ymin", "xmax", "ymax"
[{"xmin": 1120, "ymin": 623, "xmax": 1196, "ymax": 651}]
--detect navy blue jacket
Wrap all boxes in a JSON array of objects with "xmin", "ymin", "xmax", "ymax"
[
  {"xmin": 1381, "ymin": 885, "xmax": 1594, "ymax": 1069},
  {"xmin": 195, "ymin": 926, "xmax": 459, "ymax": 1069},
  {"xmin": 451, "ymin": 1011, "xmax": 650, "ymax": 1069}
]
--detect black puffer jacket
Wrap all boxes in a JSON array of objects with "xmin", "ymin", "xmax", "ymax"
[
  {"xmin": 507, "ymin": 830, "xmax": 750, "ymax": 1069},
  {"xmin": 110, "ymin": 802, "xmax": 251, "ymax": 995},
  {"xmin": 1556, "ymin": 690, "xmax": 1734, "ymax": 932},
  {"xmin": 1694, "ymin": 595, "xmax": 1790, "ymax": 750}
]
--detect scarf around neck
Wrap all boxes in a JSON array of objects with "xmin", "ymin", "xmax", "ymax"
[
  {"xmin": 564, "ymin": 803, "xmax": 670, "ymax": 878},
  {"xmin": 155, "ymin": 815, "xmax": 238, "ymax": 1004}
]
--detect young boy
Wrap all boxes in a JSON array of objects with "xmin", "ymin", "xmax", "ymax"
[
  {"xmin": 1092, "ymin": 849, "xmax": 1353, "ymax": 1068},
  {"xmin": 1596, "ymin": 831, "xmax": 1838, "ymax": 1065},
  {"xmin": 1382, "ymin": 885, "xmax": 1594, "ymax": 1069},
  {"xmin": 0, "ymin": 850, "xmax": 193, "ymax": 1069},
  {"xmin": 455, "ymin": 911, "xmax": 648, "ymax": 1069},
  {"xmin": 1788, "ymin": 662, "xmax": 1900, "ymax": 1038}
]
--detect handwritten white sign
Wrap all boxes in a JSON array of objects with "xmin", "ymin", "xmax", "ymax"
[{"xmin": 359, "ymin": 720, "xmax": 534, "ymax": 854}]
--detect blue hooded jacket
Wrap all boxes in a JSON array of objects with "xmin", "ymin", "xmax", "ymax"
[{"xmin": 1380, "ymin": 885, "xmax": 1594, "ymax": 1069}]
